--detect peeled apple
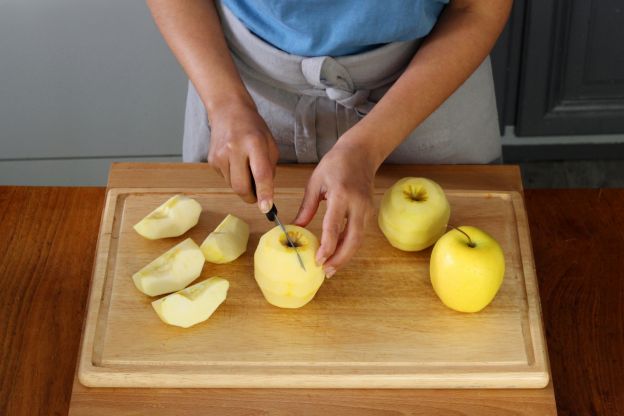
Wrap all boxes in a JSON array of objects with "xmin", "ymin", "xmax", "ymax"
[
  {"xmin": 254, "ymin": 225, "xmax": 325, "ymax": 308},
  {"xmin": 378, "ymin": 177, "xmax": 450, "ymax": 251}
]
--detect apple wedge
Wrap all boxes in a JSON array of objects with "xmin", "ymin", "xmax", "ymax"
[
  {"xmin": 200, "ymin": 214, "xmax": 250, "ymax": 264},
  {"xmin": 134, "ymin": 195, "xmax": 202, "ymax": 240},
  {"xmin": 378, "ymin": 177, "xmax": 450, "ymax": 251},
  {"xmin": 152, "ymin": 277, "xmax": 229, "ymax": 328},
  {"xmin": 254, "ymin": 225, "xmax": 325, "ymax": 308},
  {"xmin": 132, "ymin": 238, "xmax": 205, "ymax": 297}
]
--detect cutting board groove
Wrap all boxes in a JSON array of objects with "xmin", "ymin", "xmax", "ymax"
[{"xmin": 78, "ymin": 178, "xmax": 549, "ymax": 389}]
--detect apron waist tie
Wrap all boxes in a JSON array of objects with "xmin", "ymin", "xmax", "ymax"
[
  {"xmin": 295, "ymin": 56, "xmax": 375, "ymax": 162},
  {"xmin": 301, "ymin": 56, "xmax": 374, "ymax": 115}
]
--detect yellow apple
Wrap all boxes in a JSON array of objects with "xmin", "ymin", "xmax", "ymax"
[
  {"xmin": 200, "ymin": 214, "xmax": 249, "ymax": 264},
  {"xmin": 151, "ymin": 277, "xmax": 229, "ymax": 328},
  {"xmin": 132, "ymin": 238, "xmax": 205, "ymax": 297},
  {"xmin": 254, "ymin": 225, "xmax": 325, "ymax": 308},
  {"xmin": 378, "ymin": 177, "xmax": 451, "ymax": 251},
  {"xmin": 134, "ymin": 195, "xmax": 202, "ymax": 240},
  {"xmin": 430, "ymin": 226, "xmax": 505, "ymax": 313}
]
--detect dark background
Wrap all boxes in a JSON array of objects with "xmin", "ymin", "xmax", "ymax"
[{"xmin": 491, "ymin": 0, "xmax": 624, "ymax": 161}]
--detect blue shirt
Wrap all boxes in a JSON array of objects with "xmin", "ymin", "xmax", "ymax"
[{"xmin": 222, "ymin": 0, "xmax": 448, "ymax": 57}]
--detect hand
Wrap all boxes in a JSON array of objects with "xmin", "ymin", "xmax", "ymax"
[
  {"xmin": 207, "ymin": 102, "xmax": 279, "ymax": 213},
  {"xmin": 293, "ymin": 142, "xmax": 376, "ymax": 278}
]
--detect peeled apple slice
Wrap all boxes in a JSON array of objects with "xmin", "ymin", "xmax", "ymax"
[
  {"xmin": 200, "ymin": 214, "xmax": 250, "ymax": 264},
  {"xmin": 152, "ymin": 277, "xmax": 229, "ymax": 328},
  {"xmin": 132, "ymin": 238, "xmax": 205, "ymax": 297},
  {"xmin": 254, "ymin": 225, "xmax": 325, "ymax": 308},
  {"xmin": 134, "ymin": 195, "xmax": 202, "ymax": 240}
]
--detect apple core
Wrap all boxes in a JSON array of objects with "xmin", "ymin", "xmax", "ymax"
[
  {"xmin": 403, "ymin": 184, "xmax": 428, "ymax": 202},
  {"xmin": 280, "ymin": 231, "xmax": 306, "ymax": 248}
]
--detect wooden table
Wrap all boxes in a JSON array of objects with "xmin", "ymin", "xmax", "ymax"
[{"xmin": 1, "ymin": 164, "xmax": 622, "ymax": 415}]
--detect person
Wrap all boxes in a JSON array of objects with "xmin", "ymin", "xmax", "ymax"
[{"xmin": 147, "ymin": 0, "xmax": 512, "ymax": 277}]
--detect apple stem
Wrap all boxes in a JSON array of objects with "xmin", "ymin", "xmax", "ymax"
[{"xmin": 448, "ymin": 225, "xmax": 476, "ymax": 248}]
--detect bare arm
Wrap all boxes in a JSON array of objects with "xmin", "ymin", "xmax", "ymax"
[
  {"xmin": 295, "ymin": 0, "xmax": 512, "ymax": 277},
  {"xmin": 339, "ymin": 0, "xmax": 512, "ymax": 165},
  {"xmin": 147, "ymin": 0, "xmax": 279, "ymax": 213}
]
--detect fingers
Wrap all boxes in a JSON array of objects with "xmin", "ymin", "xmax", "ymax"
[
  {"xmin": 316, "ymin": 196, "xmax": 348, "ymax": 268},
  {"xmin": 207, "ymin": 149, "xmax": 230, "ymax": 186},
  {"xmin": 209, "ymin": 129, "xmax": 279, "ymax": 206},
  {"xmin": 229, "ymin": 155, "xmax": 256, "ymax": 204},
  {"xmin": 249, "ymin": 150, "xmax": 275, "ymax": 213},
  {"xmin": 323, "ymin": 204, "xmax": 369, "ymax": 278},
  {"xmin": 293, "ymin": 178, "xmax": 322, "ymax": 227}
]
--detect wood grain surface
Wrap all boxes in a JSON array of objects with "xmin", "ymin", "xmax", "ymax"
[
  {"xmin": 78, "ymin": 188, "xmax": 548, "ymax": 388},
  {"xmin": 107, "ymin": 163, "xmax": 525, "ymax": 192},
  {"xmin": 527, "ymin": 189, "xmax": 624, "ymax": 416},
  {"xmin": 1, "ymin": 164, "xmax": 622, "ymax": 415},
  {"xmin": 0, "ymin": 187, "xmax": 105, "ymax": 416}
]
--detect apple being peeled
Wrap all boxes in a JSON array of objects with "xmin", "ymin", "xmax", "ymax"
[
  {"xmin": 152, "ymin": 277, "xmax": 229, "ymax": 328},
  {"xmin": 378, "ymin": 177, "xmax": 450, "ymax": 251},
  {"xmin": 134, "ymin": 195, "xmax": 202, "ymax": 240},
  {"xmin": 132, "ymin": 238, "xmax": 205, "ymax": 297},
  {"xmin": 201, "ymin": 214, "xmax": 249, "ymax": 264},
  {"xmin": 254, "ymin": 225, "xmax": 325, "ymax": 308},
  {"xmin": 430, "ymin": 226, "xmax": 505, "ymax": 313}
]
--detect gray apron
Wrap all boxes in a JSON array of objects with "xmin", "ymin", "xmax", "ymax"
[{"xmin": 183, "ymin": 2, "xmax": 501, "ymax": 164}]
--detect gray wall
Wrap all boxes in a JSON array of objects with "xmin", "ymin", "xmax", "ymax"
[{"xmin": 0, "ymin": 0, "xmax": 187, "ymax": 185}]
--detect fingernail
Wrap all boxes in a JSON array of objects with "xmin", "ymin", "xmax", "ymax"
[
  {"xmin": 259, "ymin": 199, "xmax": 271, "ymax": 213},
  {"xmin": 324, "ymin": 267, "xmax": 336, "ymax": 279},
  {"xmin": 316, "ymin": 255, "xmax": 327, "ymax": 266}
]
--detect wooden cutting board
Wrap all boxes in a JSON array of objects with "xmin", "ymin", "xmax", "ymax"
[{"xmin": 77, "ymin": 163, "xmax": 550, "ymax": 389}]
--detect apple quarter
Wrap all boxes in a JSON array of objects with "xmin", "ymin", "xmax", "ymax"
[
  {"xmin": 132, "ymin": 238, "xmax": 205, "ymax": 297},
  {"xmin": 152, "ymin": 277, "xmax": 229, "ymax": 328},
  {"xmin": 134, "ymin": 194, "xmax": 202, "ymax": 240}
]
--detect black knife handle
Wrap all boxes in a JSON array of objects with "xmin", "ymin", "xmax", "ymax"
[
  {"xmin": 265, "ymin": 204, "xmax": 278, "ymax": 222},
  {"xmin": 250, "ymin": 173, "xmax": 278, "ymax": 222}
]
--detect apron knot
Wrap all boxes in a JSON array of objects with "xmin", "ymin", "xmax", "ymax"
[{"xmin": 301, "ymin": 56, "xmax": 373, "ymax": 114}]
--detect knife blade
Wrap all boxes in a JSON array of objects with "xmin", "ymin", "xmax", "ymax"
[
  {"xmin": 264, "ymin": 205, "xmax": 306, "ymax": 272},
  {"xmin": 250, "ymin": 175, "xmax": 306, "ymax": 271}
]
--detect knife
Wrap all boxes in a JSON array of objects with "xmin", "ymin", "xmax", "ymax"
[{"xmin": 250, "ymin": 177, "xmax": 306, "ymax": 271}]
